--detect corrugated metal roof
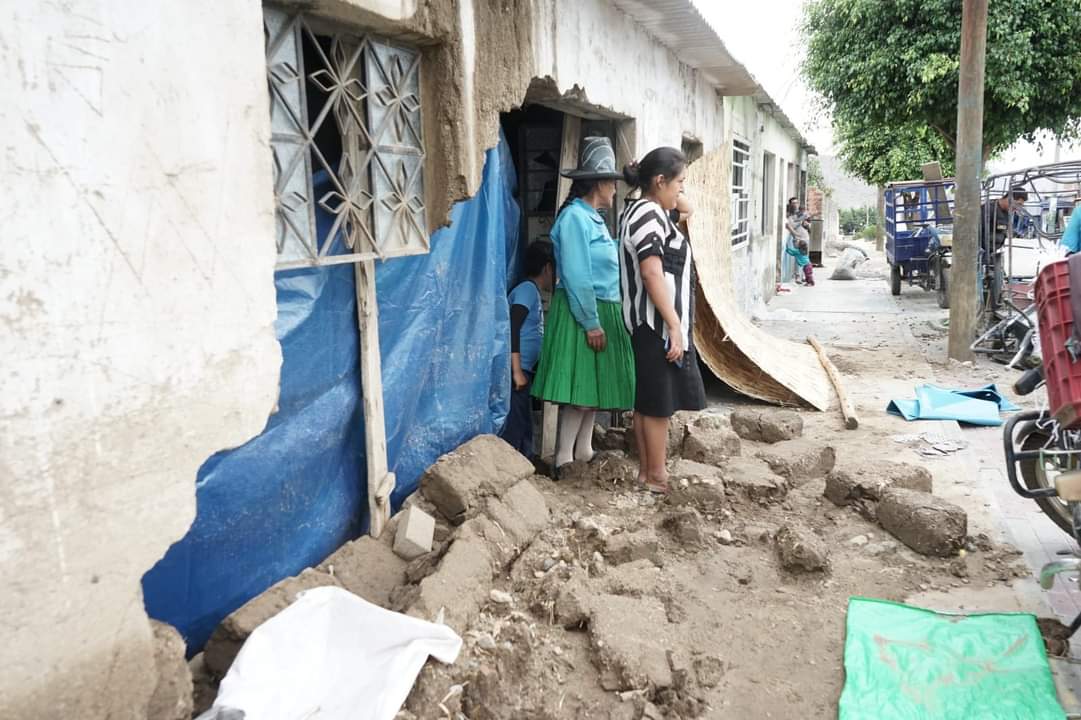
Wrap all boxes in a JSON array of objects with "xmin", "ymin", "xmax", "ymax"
[{"xmin": 609, "ymin": 0, "xmax": 815, "ymax": 154}]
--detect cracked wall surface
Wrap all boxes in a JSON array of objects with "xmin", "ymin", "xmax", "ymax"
[
  {"xmin": 281, "ymin": 0, "xmax": 729, "ymax": 229},
  {"xmin": 0, "ymin": 1, "xmax": 806, "ymax": 716},
  {"xmin": 0, "ymin": 2, "xmax": 282, "ymax": 717}
]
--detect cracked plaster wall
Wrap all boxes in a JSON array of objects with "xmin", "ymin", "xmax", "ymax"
[
  {"xmin": 0, "ymin": 2, "xmax": 281, "ymax": 718},
  {"xmin": 0, "ymin": 1, "xmax": 804, "ymax": 716}
]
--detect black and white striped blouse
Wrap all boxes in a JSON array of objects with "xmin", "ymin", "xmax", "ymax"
[{"xmin": 618, "ymin": 198, "xmax": 694, "ymax": 349}]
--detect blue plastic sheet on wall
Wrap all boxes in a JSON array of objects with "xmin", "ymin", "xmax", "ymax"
[{"xmin": 143, "ymin": 132, "xmax": 519, "ymax": 652}]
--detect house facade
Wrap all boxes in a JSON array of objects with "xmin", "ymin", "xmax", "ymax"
[{"xmin": 0, "ymin": 1, "xmax": 812, "ymax": 717}]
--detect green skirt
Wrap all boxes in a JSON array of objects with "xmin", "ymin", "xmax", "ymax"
[{"xmin": 532, "ymin": 290, "xmax": 635, "ymax": 410}]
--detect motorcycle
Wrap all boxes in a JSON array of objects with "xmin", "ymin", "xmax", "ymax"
[{"xmin": 1003, "ymin": 258, "xmax": 1081, "ymax": 638}]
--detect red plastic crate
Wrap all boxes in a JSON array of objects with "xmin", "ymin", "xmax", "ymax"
[{"xmin": 1035, "ymin": 259, "xmax": 1081, "ymax": 428}]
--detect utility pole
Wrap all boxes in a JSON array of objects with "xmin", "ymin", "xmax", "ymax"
[{"xmin": 948, "ymin": 0, "xmax": 988, "ymax": 361}]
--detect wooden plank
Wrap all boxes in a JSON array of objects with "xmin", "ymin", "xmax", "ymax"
[
  {"xmin": 541, "ymin": 402, "xmax": 558, "ymax": 461},
  {"xmin": 807, "ymin": 335, "xmax": 859, "ymax": 430},
  {"xmin": 555, "ymin": 114, "xmax": 582, "ymax": 213},
  {"xmin": 356, "ymin": 259, "xmax": 395, "ymax": 537}
]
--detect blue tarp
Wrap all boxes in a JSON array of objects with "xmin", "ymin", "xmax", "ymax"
[
  {"xmin": 143, "ymin": 133, "xmax": 520, "ymax": 651},
  {"xmin": 886, "ymin": 384, "xmax": 1020, "ymax": 426}
]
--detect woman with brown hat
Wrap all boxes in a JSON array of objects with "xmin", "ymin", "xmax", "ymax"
[{"xmin": 532, "ymin": 136, "xmax": 635, "ymax": 473}]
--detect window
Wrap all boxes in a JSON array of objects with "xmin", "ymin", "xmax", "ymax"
[
  {"xmin": 264, "ymin": 6, "xmax": 428, "ymax": 269},
  {"xmin": 761, "ymin": 151, "xmax": 775, "ymax": 236},
  {"xmin": 732, "ymin": 140, "xmax": 751, "ymax": 245}
]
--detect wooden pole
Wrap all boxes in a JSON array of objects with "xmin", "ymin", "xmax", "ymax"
[
  {"xmin": 808, "ymin": 336, "xmax": 859, "ymax": 430},
  {"xmin": 948, "ymin": 0, "xmax": 988, "ymax": 361},
  {"xmin": 356, "ymin": 259, "xmax": 395, "ymax": 537}
]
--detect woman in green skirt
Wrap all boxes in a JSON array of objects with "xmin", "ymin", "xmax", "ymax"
[{"xmin": 532, "ymin": 136, "xmax": 635, "ymax": 471}]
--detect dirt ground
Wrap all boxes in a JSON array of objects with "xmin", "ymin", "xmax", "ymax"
[
  {"xmin": 404, "ymin": 462, "xmax": 1025, "ymax": 719},
  {"xmin": 394, "ymin": 240, "xmax": 1061, "ymax": 719}
]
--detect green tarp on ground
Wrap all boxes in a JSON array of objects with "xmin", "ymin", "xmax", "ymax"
[{"xmin": 839, "ymin": 598, "xmax": 1065, "ymax": 719}]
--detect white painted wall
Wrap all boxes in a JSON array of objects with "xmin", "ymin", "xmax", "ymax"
[
  {"xmin": 533, "ymin": 1, "xmax": 726, "ymax": 161},
  {"xmin": 0, "ymin": 1, "xmax": 811, "ymax": 715},
  {"xmin": 0, "ymin": 2, "xmax": 281, "ymax": 717},
  {"xmin": 725, "ymin": 95, "xmax": 805, "ymax": 314}
]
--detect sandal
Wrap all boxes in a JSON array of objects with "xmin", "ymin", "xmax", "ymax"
[{"xmin": 644, "ymin": 477, "xmax": 670, "ymax": 495}]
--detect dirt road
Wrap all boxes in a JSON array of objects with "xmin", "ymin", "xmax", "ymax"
[{"xmin": 398, "ymin": 242, "xmax": 1081, "ymax": 718}]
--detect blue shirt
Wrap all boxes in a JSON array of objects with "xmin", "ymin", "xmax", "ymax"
[
  {"xmin": 508, "ymin": 280, "xmax": 543, "ymax": 372},
  {"xmin": 785, "ymin": 244, "xmax": 810, "ymax": 267},
  {"xmin": 550, "ymin": 198, "xmax": 621, "ymax": 330},
  {"xmin": 1062, "ymin": 208, "xmax": 1081, "ymax": 254}
]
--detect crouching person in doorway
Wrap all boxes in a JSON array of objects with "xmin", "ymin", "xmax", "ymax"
[
  {"xmin": 619, "ymin": 147, "xmax": 706, "ymax": 494},
  {"xmin": 532, "ymin": 137, "xmax": 636, "ymax": 475},
  {"xmin": 500, "ymin": 240, "xmax": 555, "ymax": 458}
]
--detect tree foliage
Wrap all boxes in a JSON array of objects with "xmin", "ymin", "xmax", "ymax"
[
  {"xmin": 839, "ymin": 206, "xmax": 876, "ymax": 235},
  {"xmin": 807, "ymin": 155, "xmax": 832, "ymax": 195},
  {"xmin": 802, "ymin": 0, "xmax": 1081, "ymax": 186}
]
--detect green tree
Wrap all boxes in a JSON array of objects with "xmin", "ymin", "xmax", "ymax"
[
  {"xmin": 807, "ymin": 155, "xmax": 833, "ymax": 196},
  {"xmin": 802, "ymin": 0, "xmax": 1081, "ymax": 186},
  {"xmin": 840, "ymin": 205, "xmax": 877, "ymax": 234}
]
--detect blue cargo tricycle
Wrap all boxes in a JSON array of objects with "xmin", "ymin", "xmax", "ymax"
[{"xmin": 885, "ymin": 180, "xmax": 956, "ymax": 307}]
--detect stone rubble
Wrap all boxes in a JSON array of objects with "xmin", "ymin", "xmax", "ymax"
[
  {"xmin": 729, "ymin": 408, "xmax": 804, "ymax": 443},
  {"xmin": 189, "ymin": 408, "xmax": 1013, "ymax": 720}
]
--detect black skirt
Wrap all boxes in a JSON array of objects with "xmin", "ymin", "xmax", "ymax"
[{"xmin": 631, "ymin": 324, "xmax": 707, "ymax": 418}]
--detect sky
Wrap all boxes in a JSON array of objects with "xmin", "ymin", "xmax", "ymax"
[
  {"xmin": 695, "ymin": 0, "xmax": 832, "ymax": 151},
  {"xmin": 693, "ymin": 0, "xmax": 1081, "ymax": 173}
]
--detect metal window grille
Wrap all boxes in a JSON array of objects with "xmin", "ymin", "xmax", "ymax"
[
  {"xmin": 264, "ymin": 6, "xmax": 428, "ymax": 269},
  {"xmin": 731, "ymin": 140, "xmax": 751, "ymax": 245}
]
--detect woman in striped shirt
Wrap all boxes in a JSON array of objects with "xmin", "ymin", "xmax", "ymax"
[{"xmin": 619, "ymin": 147, "xmax": 706, "ymax": 494}]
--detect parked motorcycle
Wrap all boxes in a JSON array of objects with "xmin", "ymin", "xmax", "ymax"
[{"xmin": 1003, "ymin": 257, "xmax": 1081, "ymax": 637}]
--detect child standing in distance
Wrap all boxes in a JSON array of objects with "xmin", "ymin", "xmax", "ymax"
[
  {"xmin": 500, "ymin": 241, "xmax": 555, "ymax": 458},
  {"xmin": 786, "ymin": 238, "xmax": 815, "ymax": 286}
]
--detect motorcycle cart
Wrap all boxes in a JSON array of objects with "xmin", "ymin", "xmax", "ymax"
[{"xmin": 884, "ymin": 180, "xmax": 955, "ymax": 307}]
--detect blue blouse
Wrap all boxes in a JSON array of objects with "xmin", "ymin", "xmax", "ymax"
[{"xmin": 550, "ymin": 198, "xmax": 620, "ymax": 330}]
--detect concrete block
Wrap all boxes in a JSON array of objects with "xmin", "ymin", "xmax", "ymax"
[
  {"xmin": 878, "ymin": 488, "xmax": 967, "ymax": 557},
  {"xmin": 730, "ymin": 408, "xmax": 803, "ymax": 443},
  {"xmin": 825, "ymin": 461, "xmax": 933, "ymax": 507},
  {"xmin": 755, "ymin": 440, "xmax": 836, "ymax": 483},
  {"xmin": 318, "ymin": 535, "xmax": 407, "ymax": 606},
  {"xmin": 393, "ymin": 505, "xmax": 436, "ymax": 560},
  {"xmin": 204, "ymin": 568, "xmax": 342, "ymax": 676},
  {"xmin": 603, "ymin": 558, "xmax": 670, "ymax": 597},
  {"xmin": 682, "ymin": 418, "xmax": 742, "ymax": 464},
  {"xmin": 603, "ymin": 529, "xmax": 660, "ymax": 566},
  {"xmin": 407, "ymin": 534, "xmax": 494, "ymax": 633},
  {"xmin": 420, "ymin": 434, "xmax": 535, "ymax": 524},
  {"xmin": 589, "ymin": 594, "xmax": 673, "ymax": 691},
  {"xmin": 667, "ymin": 459, "xmax": 727, "ymax": 511},
  {"xmin": 501, "ymin": 478, "xmax": 549, "ymax": 537},
  {"xmin": 775, "ymin": 523, "xmax": 830, "ymax": 572},
  {"xmin": 719, "ymin": 457, "xmax": 788, "ymax": 502},
  {"xmin": 147, "ymin": 620, "xmax": 193, "ymax": 720},
  {"xmin": 554, "ymin": 569, "xmax": 595, "ymax": 628},
  {"xmin": 661, "ymin": 507, "xmax": 705, "ymax": 545}
]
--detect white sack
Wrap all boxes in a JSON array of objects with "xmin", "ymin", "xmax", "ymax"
[
  {"xmin": 830, "ymin": 247, "xmax": 869, "ymax": 280},
  {"xmin": 198, "ymin": 586, "xmax": 462, "ymax": 720}
]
